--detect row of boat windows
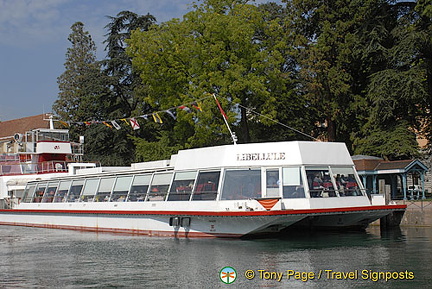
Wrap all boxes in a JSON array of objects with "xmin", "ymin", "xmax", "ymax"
[{"xmin": 22, "ymin": 166, "xmax": 362, "ymax": 203}]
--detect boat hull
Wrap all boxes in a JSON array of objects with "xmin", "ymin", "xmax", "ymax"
[{"xmin": 0, "ymin": 204, "xmax": 406, "ymax": 238}]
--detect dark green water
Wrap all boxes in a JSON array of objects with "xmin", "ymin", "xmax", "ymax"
[{"xmin": 0, "ymin": 226, "xmax": 430, "ymax": 288}]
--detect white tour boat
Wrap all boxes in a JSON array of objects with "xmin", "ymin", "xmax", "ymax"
[{"xmin": 0, "ymin": 140, "xmax": 406, "ymax": 238}]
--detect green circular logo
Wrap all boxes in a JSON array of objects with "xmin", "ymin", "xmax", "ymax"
[{"xmin": 219, "ymin": 266, "xmax": 237, "ymax": 284}]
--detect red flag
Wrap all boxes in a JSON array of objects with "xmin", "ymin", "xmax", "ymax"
[{"xmin": 214, "ymin": 96, "xmax": 228, "ymax": 120}]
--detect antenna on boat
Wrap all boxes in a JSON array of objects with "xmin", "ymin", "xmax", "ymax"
[
  {"xmin": 213, "ymin": 94, "xmax": 237, "ymax": 145},
  {"xmin": 43, "ymin": 113, "xmax": 55, "ymax": 130}
]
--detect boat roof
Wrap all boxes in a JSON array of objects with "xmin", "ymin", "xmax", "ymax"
[
  {"xmin": 173, "ymin": 141, "xmax": 353, "ymax": 170},
  {"xmin": 24, "ymin": 141, "xmax": 354, "ymax": 182}
]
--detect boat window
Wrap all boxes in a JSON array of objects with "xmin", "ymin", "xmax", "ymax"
[
  {"xmin": 167, "ymin": 171, "xmax": 197, "ymax": 201},
  {"xmin": 266, "ymin": 169, "xmax": 280, "ymax": 197},
  {"xmin": 33, "ymin": 183, "xmax": 47, "ymax": 203},
  {"xmin": 22, "ymin": 184, "xmax": 36, "ymax": 203},
  {"xmin": 306, "ymin": 168, "xmax": 337, "ymax": 198},
  {"xmin": 282, "ymin": 168, "xmax": 305, "ymax": 198},
  {"xmin": 128, "ymin": 174, "xmax": 151, "ymax": 202},
  {"xmin": 112, "ymin": 176, "xmax": 133, "ymax": 202},
  {"xmin": 221, "ymin": 169, "xmax": 261, "ymax": 200},
  {"xmin": 147, "ymin": 173, "xmax": 173, "ymax": 201},
  {"xmin": 95, "ymin": 178, "xmax": 114, "ymax": 202},
  {"xmin": 67, "ymin": 180, "xmax": 84, "ymax": 202},
  {"xmin": 192, "ymin": 171, "xmax": 220, "ymax": 201},
  {"xmin": 42, "ymin": 182, "xmax": 58, "ymax": 203},
  {"xmin": 54, "ymin": 181, "xmax": 71, "ymax": 202},
  {"xmin": 82, "ymin": 178, "xmax": 100, "ymax": 202},
  {"xmin": 331, "ymin": 167, "xmax": 363, "ymax": 196}
]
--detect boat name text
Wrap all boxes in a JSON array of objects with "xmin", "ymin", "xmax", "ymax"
[{"xmin": 236, "ymin": 152, "xmax": 286, "ymax": 162}]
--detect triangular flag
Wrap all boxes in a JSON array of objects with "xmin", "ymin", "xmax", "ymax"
[
  {"xmin": 59, "ymin": 121, "xmax": 69, "ymax": 127},
  {"xmin": 120, "ymin": 118, "xmax": 130, "ymax": 126},
  {"xmin": 257, "ymin": 198, "xmax": 280, "ymax": 211},
  {"xmin": 214, "ymin": 96, "xmax": 228, "ymax": 120},
  {"xmin": 178, "ymin": 105, "xmax": 191, "ymax": 113},
  {"xmin": 111, "ymin": 120, "xmax": 121, "ymax": 130},
  {"xmin": 103, "ymin": 121, "xmax": 113, "ymax": 128},
  {"xmin": 165, "ymin": 109, "xmax": 176, "ymax": 120},
  {"xmin": 130, "ymin": 118, "xmax": 140, "ymax": 130},
  {"xmin": 192, "ymin": 102, "xmax": 202, "ymax": 112},
  {"xmin": 152, "ymin": 113, "xmax": 163, "ymax": 124}
]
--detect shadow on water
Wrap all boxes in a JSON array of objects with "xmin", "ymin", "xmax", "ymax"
[{"xmin": 237, "ymin": 226, "xmax": 407, "ymax": 251}]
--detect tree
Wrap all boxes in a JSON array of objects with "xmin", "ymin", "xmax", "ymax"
[
  {"xmin": 284, "ymin": 0, "xmax": 380, "ymax": 143},
  {"xmin": 127, "ymin": 0, "xmax": 306, "ymax": 151},
  {"xmin": 53, "ymin": 22, "xmax": 135, "ymax": 166},
  {"xmin": 53, "ymin": 22, "xmax": 109, "ymax": 122},
  {"xmin": 103, "ymin": 11, "xmax": 156, "ymax": 118},
  {"xmin": 352, "ymin": 1, "xmax": 432, "ymax": 159}
]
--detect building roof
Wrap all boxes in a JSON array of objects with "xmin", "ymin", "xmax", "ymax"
[
  {"xmin": 0, "ymin": 114, "xmax": 51, "ymax": 138},
  {"xmin": 374, "ymin": 160, "xmax": 414, "ymax": 171},
  {"xmin": 353, "ymin": 156, "xmax": 428, "ymax": 175}
]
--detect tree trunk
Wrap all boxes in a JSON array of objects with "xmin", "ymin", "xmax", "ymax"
[{"xmin": 240, "ymin": 106, "xmax": 251, "ymax": 143}]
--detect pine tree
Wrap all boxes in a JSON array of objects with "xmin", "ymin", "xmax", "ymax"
[{"xmin": 53, "ymin": 22, "xmax": 109, "ymax": 122}]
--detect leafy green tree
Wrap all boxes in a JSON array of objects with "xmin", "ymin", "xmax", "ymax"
[{"xmin": 127, "ymin": 0, "xmax": 305, "ymax": 151}]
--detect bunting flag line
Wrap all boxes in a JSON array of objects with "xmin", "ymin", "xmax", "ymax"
[
  {"xmin": 57, "ymin": 94, "xmax": 215, "ymax": 131},
  {"xmin": 52, "ymin": 93, "xmax": 315, "ymax": 141},
  {"xmin": 130, "ymin": 118, "xmax": 140, "ymax": 130}
]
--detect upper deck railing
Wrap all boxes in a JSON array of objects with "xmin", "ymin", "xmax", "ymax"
[{"xmin": 1, "ymin": 160, "xmax": 74, "ymax": 175}]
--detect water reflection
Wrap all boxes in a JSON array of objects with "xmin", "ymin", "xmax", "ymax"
[{"xmin": 0, "ymin": 226, "xmax": 430, "ymax": 288}]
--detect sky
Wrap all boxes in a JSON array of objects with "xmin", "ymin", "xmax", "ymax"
[{"xmin": 0, "ymin": 0, "xmax": 277, "ymax": 122}]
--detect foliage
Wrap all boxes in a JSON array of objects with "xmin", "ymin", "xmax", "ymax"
[
  {"xmin": 102, "ymin": 11, "xmax": 156, "ymax": 118},
  {"xmin": 53, "ymin": 1, "xmax": 432, "ymax": 163},
  {"xmin": 132, "ymin": 132, "xmax": 182, "ymax": 162},
  {"xmin": 127, "ymin": 0, "xmax": 307, "ymax": 148},
  {"xmin": 354, "ymin": 121, "xmax": 420, "ymax": 160},
  {"xmin": 53, "ymin": 22, "xmax": 110, "ymax": 122}
]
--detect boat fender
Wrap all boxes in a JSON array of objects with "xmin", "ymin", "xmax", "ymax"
[
  {"xmin": 169, "ymin": 216, "xmax": 180, "ymax": 227},
  {"xmin": 181, "ymin": 217, "xmax": 191, "ymax": 227}
]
